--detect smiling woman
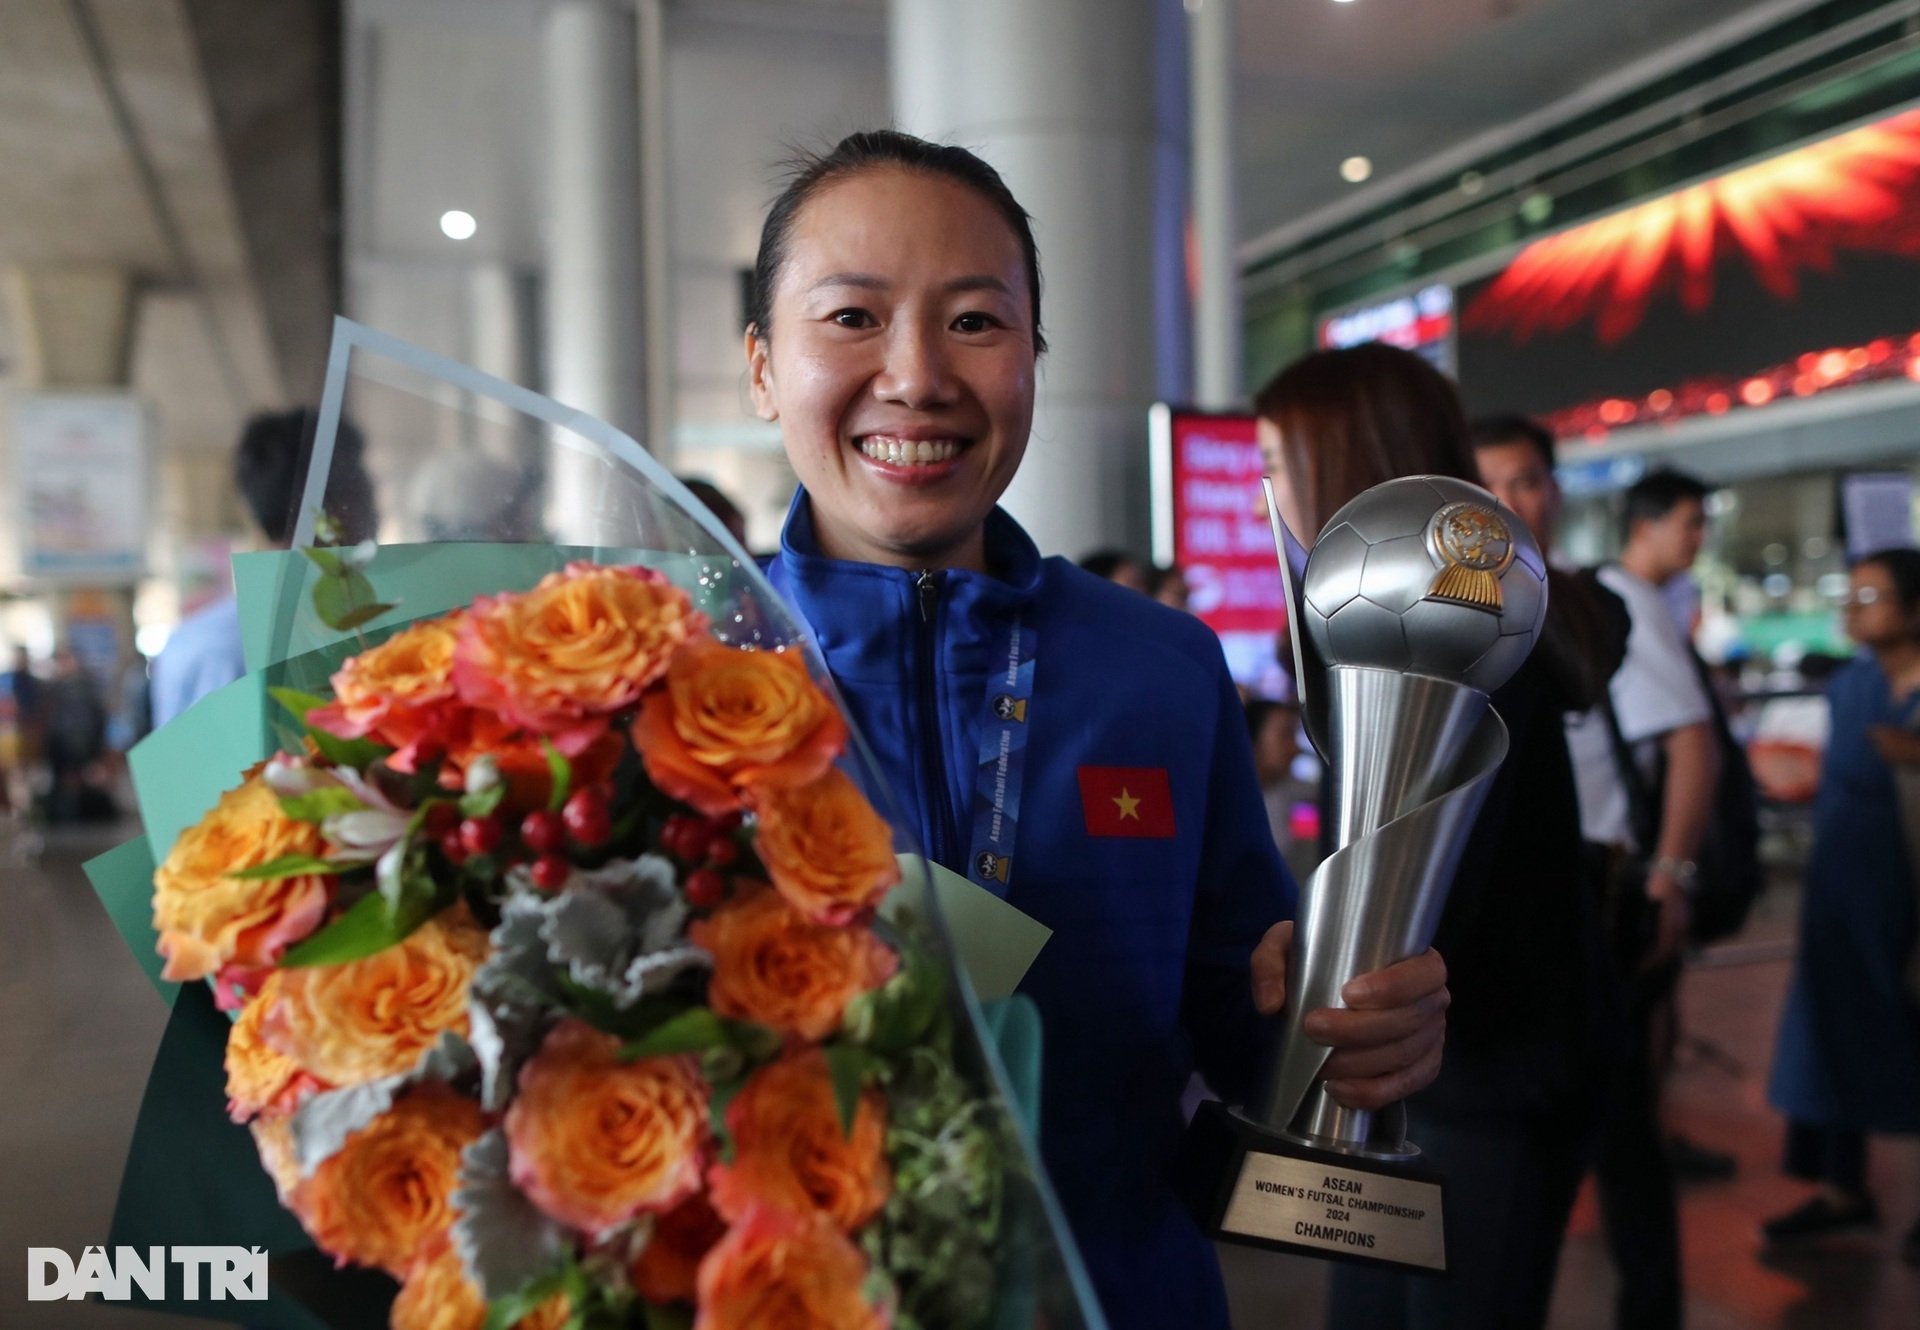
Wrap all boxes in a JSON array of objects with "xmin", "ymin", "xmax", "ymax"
[{"xmin": 747, "ymin": 129, "xmax": 1453, "ymax": 1330}]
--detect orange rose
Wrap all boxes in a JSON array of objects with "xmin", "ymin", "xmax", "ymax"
[
  {"xmin": 308, "ymin": 615, "xmax": 462, "ymax": 767},
  {"xmin": 443, "ymin": 724, "xmax": 624, "ymax": 818},
  {"xmin": 506, "ymin": 1020, "xmax": 709, "ymax": 1234},
  {"xmin": 629, "ymin": 1191, "xmax": 728, "ymax": 1305},
  {"xmin": 690, "ymin": 889, "xmax": 896, "ymax": 1041},
  {"xmin": 708, "ymin": 1049, "xmax": 889, "ymax": 1232},
  {"xmin": 264, "ymin": 910, "xmax": 488, "ymax": 1087},
  {"xmin": 631, "ymin": 641, "xmax": 845, "ymax": 815},
  {"xmin": 453, "ymin": 563, "xmax": 705, "ymax": 749},
  {"xmin": 694, "ymin": 1204, "xmax": 888, "ymax": 1330},
  {"xmin": 749, "ymin": 770, "xmax": 900, "ymax": 925},
  {"xmin": 290, "ymin": 1085, "xmax": 485, "ymax": 1274},
  {"xmin": 153, "ymin": 774, "xmax": 332, "ymax": 982},
  {"xmin": 389, "ymin": 1237, "xmax": 570, "ymax": 1330},
  {"xmin": 226, "ymin": 988, "xmax": 327, "ymax": 1122}
]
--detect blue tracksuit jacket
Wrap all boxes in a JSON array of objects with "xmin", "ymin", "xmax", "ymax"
[{"xmin": 767, "ymin": 492, "xmax": 1297, "ymax": 1330}]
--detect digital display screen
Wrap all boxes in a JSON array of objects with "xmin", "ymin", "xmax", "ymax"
[{"xmin": 1455, "ymin": 107, "xmax": 1920, "ymax": 439}]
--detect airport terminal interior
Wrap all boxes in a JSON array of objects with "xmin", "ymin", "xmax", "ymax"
[{"xmin": 2, "ymin": 1, "xmax": 1919, "ymax": 1327}]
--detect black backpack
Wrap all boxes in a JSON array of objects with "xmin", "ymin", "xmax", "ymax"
[{"xmin": 1602, "ymin": 651, "xmax": 1764, "ymax": 947}]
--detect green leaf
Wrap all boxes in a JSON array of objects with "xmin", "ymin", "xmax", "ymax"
[
  {"xmin": 268, "ymin": 686, "xmax": 330, "ymax": 725},
  {"xmin": 266, "ymin": 685, "xmax": 390, "ymax": 769},
  {"xmin": 280, "ymin": 890, "xmax": 432, "ymax": 967},
  {"xmin": 227, "ymin": 853, "xmax": 342, "ymax": 881},
  {"xmin": 460, "ymin": 783, "xmax": 507, "ymax": 818},
  {"xmin": 332, "ymin": 600, "xmax": 399, "ymax": 631},
  {"xmin": 301, "ymin": 546, "xmax": 344, "ymax": 576},
  {"xmin": 277, "ymin": 786, "xmax": 368, "ymax": 822},
  {"xmin": 618, "ymin": 1008, "xmax": 733, "ymax": 1061},
  {"xmin": 483, "ymin": 1273, "xmax": 565, "ymax": 1330},
  {"xmin": 707, "ymin": 1075, "xmax": 746, "ymax": 1163},
  {"xmin": 823, "ymin": 1044, "xmax": 876, "ymax": 1138},
  {"xmin": 309, "ymin": 727, "xmax": 391, "ymax": 771},
  {"xmin": 312, "ymin": 567, "xmax": 390, "ymax": 633},
  {"xmin": 543, "ymin": 740, "xmax": 572, "ymax": 813}
]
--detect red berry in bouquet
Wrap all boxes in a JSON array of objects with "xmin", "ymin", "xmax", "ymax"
[
  {"xmin": 530, "ymin": 853, "xmax": 572, "ymax": 892},
  {"xmin": 684, "ymin": 867, "xmax": 726, "ymax": 909},
  {"xmin": 631, "ymin": 638, "xmax": 847, "ymax": 815},
  {"xmin": 459, "ymin": 815, "xmax": 502, "ymax": 858},
  {"xmin": 561, "ymin": 787, "xmax": 612, "ymax": 846},
  {"xmin": 520, "ymin": 809, "xmax": 566, "ymax": 855}
]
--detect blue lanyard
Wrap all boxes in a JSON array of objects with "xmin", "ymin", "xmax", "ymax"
[{"xmin": 967, "ymin": 614, "xmax": 1037, "ymax": 896}]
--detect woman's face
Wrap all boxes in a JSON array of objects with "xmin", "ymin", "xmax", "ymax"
[
  {"xmin": 1845, "ymin": 562, "xmax": 1918, "ymax": 648},
  {"xmin": 747, "ymin": 167, "xmax": 1037, "ymax": 571},
  {"xmin": 1255, "ymin": 418, "xmax": 1313, "ymax": 544}
]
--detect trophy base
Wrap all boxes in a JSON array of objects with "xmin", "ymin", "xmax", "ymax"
[{"xmin": 1178, "ymin": 1100, "xmax": 1448, "ymax": 1274}]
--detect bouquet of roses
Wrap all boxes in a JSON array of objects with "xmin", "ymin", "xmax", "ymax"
[
  {"xmin": 153, "ymin": 557, "xmax": 1017, "ymax": 1330},
  {"xmin": 101, "ymin": 323, "xmax": 1100, "ymax": 1330}
]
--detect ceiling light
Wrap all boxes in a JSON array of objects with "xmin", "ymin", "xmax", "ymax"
[
  {"xmin": 439, "ymin": 210, "xmax": 478, "ymax": 241},
  {"xmin": 1339, "ymin": 156, "xmax": 1372, "ymax": 183}
]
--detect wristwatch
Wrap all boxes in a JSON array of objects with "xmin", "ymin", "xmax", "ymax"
[{"xmin": 1648, "ymin": 856, "xmax": 1700, "ymax": 894}]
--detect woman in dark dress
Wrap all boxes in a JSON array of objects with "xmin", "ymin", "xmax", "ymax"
[
  {"xmin": 1256, "ymin": 344, "xmax": 1617, "ymax": 1330},
  {"xmin": 1766, "ymin": 548, "xmax": 1920, "ymax": 1263}
]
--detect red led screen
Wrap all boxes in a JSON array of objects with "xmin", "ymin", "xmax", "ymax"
[{"xmin": 1456, "ymin": 107, "xmax": 1920, "ymax": 439}]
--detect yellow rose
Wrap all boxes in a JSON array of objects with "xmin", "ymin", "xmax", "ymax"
[
  {"xmin": 505, "ymin": 1019, "xmax": 710, "ymax": 1234},
  {"xmin": 264, "ymin": 910, "xmax": 488, "ymax": 1087},
  {"xmin": 290, "ymin": 1085, "xmax": 485, "ymax": 1275},
  {"xmin": 153, "ymin": 775, "xmax": 332, "ymax": 982},
  {"xmin": 453, "ymin": 563, "xmax": 704, "ymax": 745},
  {"xmin": 631, "ymin": 640, "xmax": 846, "ymax": 815},
  {"xmin": 690, "ymin": 889, "xmax": 896, "ymax": 1042},
  {"xmin": 749, "ymin": 770, "xmax": 900, "ymax": 925}
]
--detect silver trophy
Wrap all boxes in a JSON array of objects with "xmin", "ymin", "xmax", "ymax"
[{"xmin": 1182, "ymin": 474, "xmax": 1546, "ymax": 1274}]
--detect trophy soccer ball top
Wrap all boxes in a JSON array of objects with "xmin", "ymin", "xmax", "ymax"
[{"xmin": 1301, "ymin": 475, "xmax": 1547, "ymax": 697}]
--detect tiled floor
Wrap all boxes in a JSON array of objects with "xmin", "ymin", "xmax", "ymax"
[{"xmin": 2, "ymin": 822, "xmax": 1915, "ymax": 1328}]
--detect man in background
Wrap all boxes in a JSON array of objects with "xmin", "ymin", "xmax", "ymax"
[
  {"xmin": 151, "ymin": 412, "xmax": 375, "ymax": 727},
  {"xmin": 1565, "ymin": 467, "xmax": 1722, "ymax": 1330}
]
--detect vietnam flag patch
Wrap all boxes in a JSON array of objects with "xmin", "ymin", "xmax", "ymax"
[{"xmin": 1077, "ymin": 765, "xmax": 1176, "ymax": 838}]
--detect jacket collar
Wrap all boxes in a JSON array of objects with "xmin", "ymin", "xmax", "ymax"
[{"xmin": 772, "ymin": 488, "xmax": 1045, "ymax": 602}]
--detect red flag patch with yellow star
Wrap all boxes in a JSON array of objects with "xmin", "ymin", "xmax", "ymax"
[{"xmin": 1076, "ymin": 765, "xmax": 1176, "ymax": 838}]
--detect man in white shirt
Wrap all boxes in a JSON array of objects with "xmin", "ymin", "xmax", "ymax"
[
  {"xmin": 1562, "ymin": 468, "xmax": 1721, "ymax": 1330},
  {"xmin": 1565, "ymin": 471, "xmax": 1720, "ymax": 965}
]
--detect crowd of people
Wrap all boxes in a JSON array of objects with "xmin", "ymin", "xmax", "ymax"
[{"xmin": 27, "ymin": 125, "xmax": 1918, "ymax": 1329}]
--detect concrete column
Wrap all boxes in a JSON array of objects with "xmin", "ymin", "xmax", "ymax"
[
  {"xmin": 891, "ymin": 0, "xmax": 1161, "ymax": 560},
  {"xmin": 1188, "ymin": 0, "xmax": 1242, "ymax": 409},
  {"xmin": 542, "ymin": 0, "xmax": 646, "ymax": 539},
  {"xmin": 3, "ymin": 266, "xmax": 134, "ymax": 388}
]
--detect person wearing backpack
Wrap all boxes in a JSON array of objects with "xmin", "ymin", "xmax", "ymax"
[
  {"xmin": 1560, "ymin": 468, "xmax": 1724, "ymax": 1330},
  {"xmin": 1764, "ymin": 549, "xmax": 1920, "ymax": 1265}
]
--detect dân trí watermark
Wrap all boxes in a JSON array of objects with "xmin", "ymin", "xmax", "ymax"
[{"xmin": 27, "ymin": 1247, "xmax": 268, "ymax": 1301}]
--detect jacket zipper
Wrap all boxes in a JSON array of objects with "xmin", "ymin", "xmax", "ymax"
[{"xmin": 913, "ymin": 569, "xmax": 957, "ymax": 866}]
